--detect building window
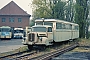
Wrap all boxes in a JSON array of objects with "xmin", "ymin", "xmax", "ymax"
[
  {"xmin": 18, "ymin": 18, "xmax": 22, "ymax": 22},
  {"xmin": 2, "ymin": 18, "xmax": 6, "ymax": 22},
  {"xmin": 9, "ymin": 18, "xmax": 14, "ymax": 22}
]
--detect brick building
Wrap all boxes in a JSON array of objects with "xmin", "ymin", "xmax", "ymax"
[{"xmin": 0, "ymin": 1, "xmax": 31, "ymax": 28}]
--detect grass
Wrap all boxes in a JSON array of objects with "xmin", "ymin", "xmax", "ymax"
[
  {"xmin": 72, "ymin": 47, "xmax": 90, "ymax": 52},
  {"xmin": 14, "ymin": 46, "xmax": 28, "ymax": 52},
  {"xmin": 78, "ymin": 38, "xmax": 90, "ymax": 46},
  {"xmin": 72, "ymin": 38, "xmax": 90, "ymax": 52},
  {"xmin": 45, "ymin": 48, "xmax": 51, "ymax": 52}
]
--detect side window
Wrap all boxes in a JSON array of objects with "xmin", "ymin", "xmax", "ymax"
[
  {"xmin": 62, "ymin": 24, "xmax": 66, "ymax": 29},
  {"xmin": 77, "ymin": 26, "xmax": 79, "ymax": 30},
  {"xmin": 75, "ymin": 26, "xmax": 79, "ymax": 30},
  {"xmin": 69, "ymin": 24, "xmax": 72, "ymax": 29},
  {"xmin": 56, "ymin": 23, "xmax": 62, "ymax": 29},
  {"xmin": 64, "ymin": 24, "xmax": 72, "ymax": 29},
  {"xmin": 45, "ymin": 22, "xmax": 53, "ymax": 27},
  {"xmin": 65, "ymin": 24, "xmax": 70, "ymax": 29},
  {"xmin": 36, "ymin": 22, "xmax": 43, "ymax": 25},
  {"xmin": 48, "ymin": 27, "xmax": 52, "ymax": 32},
  {"xmin": 72, "ymin": 25, "xmax": 74, "ymax": 30}
]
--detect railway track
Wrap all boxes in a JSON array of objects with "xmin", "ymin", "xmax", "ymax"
[
  {"xmin": 30, "ymin": 43, "xmax": 79, "ymax": 60},
  {"xmin": 11, "ymin": 51, "xmax": 37, "ymax": 60},
  {"xmin": 0, "ymin": 50, "xmax": 37, "ymax": 60},
  {"xmin": 0, "ymin": 42, "xmax": 78, "ymax": 60}
]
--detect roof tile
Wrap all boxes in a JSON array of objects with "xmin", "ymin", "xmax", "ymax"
[{"xmin": 0, "ymin": 1, "xmax": 30, "ymax": 16}]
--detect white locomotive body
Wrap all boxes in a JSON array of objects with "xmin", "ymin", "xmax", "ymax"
[
  {"xmin": 22, "ymin": 19, "xmax": 79, "ymax": 49},
  {"xmin": 23, "ymin": 25, "xmax": 53, "ymax": 46}
]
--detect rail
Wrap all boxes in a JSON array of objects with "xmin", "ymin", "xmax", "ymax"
[
  {"xmin": 0, "ymin": 50, "xmax": 37, "ymax": 60},
  {"xmin": 0, "ymin": 43, "xmax": 79, "ymax": 60},
  {"xmin": 30, "ymin": 43, "xmax": 78, "ymax": 60}
]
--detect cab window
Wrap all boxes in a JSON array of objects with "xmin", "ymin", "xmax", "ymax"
[{"xmin": 48, "ymin": 27, "xmax": 52, "ymax": 32}]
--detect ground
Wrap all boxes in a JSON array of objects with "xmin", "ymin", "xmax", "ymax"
[
  {"xmin": 0, "ymin": 39, "xmax": 25, "ymax": 53},
  {"xmin": 0, "ymin": 38, "xmax": 90, "ymax": 60},
  {"xmin": 52, "ymin": 39, "xmax": 90, "ymax": 60}
]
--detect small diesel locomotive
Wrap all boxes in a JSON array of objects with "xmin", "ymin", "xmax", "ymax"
[{"xmin": 22, "ymin": 19, "xmax": 79, "ymax": 50}]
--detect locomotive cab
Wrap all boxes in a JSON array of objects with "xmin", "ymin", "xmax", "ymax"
[{"xmin": 22, "ymin": 25, "xmax": 53, "ymax": 49}]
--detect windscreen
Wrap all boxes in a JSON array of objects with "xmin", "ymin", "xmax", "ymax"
[
  {"xmin": 32, "ymin": 27, "xmax": 46, "ymax": 32},
  {"xmin": 1, "ymin": 28, "xmax": 11, "ymax": 32},
  {"xmin": 14, "ymin": 30, "xmax": 23, "ymax": 33}
]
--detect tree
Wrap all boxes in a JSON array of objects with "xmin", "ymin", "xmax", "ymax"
[
  {"xmin": 65, "ymin": 0, "xmax": 75, "ymax": 22},
  {"xmin": 32, "ymin": 0, "xmax": 53, "ymax": 19},
  {"xmin": 86, "ymin": 0, "xmax": 90, "ymax": 39},
  {"xmin": 32, "ymin": 0, "xmax": 66, "ymax": 20},
  {"xmin": 75, "ymin": 0, "xmax": 89, "ymax": 38},
  {"xmin": 52, "ymin": 0, "xmax": 66, "ymax": 20}
]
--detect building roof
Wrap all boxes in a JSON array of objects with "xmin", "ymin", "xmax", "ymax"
[
  {"xmin": 0, "ymin": 1, "xmax": 30, "ymax": 16},
  {"xmin": 35, "ymin": 19, "xmax": 79, "ymax": 26}
]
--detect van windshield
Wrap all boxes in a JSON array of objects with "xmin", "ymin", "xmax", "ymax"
[{"xmin": 14, "ymin": 30, "xmax": 23, "ymax": 33}]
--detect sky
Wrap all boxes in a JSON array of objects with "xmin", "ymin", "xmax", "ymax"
[
  {"xmin": 0, "ymin": 0, "xmax": 32, "ymax": 15},
  {"xmin": 0, "ymin": 0, "xmax": 71, "ymax": 17}
]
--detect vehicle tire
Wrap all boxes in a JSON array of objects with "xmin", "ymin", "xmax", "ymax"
[
  {"xmin": 39, "ymin": 45, "xmax": 46, "ymax": 51},
  {"xmin": 28, "ymin": 45, "xmax": 33, "ymax": 51}
]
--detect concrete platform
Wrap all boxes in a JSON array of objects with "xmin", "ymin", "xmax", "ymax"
[
  {"xmin": 0, "ymin": 45, "xmax": 24, "ymax": 53},
  {"xmin": 0, "ymin": 39, "xmax": 25, "ymax": 53}
]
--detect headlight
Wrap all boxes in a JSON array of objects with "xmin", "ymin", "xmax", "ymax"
[
  {"xmin": 14, "ymin": 36, "xmax": 16, "ymax": 37},
  {"xmin": 39, "ymin": 37, "xmax": 42, "ymax": 41},
  {"xmin": 22, "ymin": 35, "xmax": 23, "ymax": 37}
]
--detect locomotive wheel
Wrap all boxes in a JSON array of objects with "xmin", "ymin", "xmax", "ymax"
[
  {"xmin": 28, "ymin": 45, "xmax": 33, "ymax": 51},
  {"xmin": 39, "ymin": 45, "xmax": 46, "ymax": 50}
]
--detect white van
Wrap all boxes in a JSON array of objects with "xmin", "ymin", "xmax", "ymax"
[{"xmin": 14, "ymin": 28, "xmax": 24, "ymax": 39}]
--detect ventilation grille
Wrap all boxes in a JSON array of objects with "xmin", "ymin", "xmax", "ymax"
[{"xmin": 28, "ymin": 33, "xmax": 35, "ymax": 42}]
